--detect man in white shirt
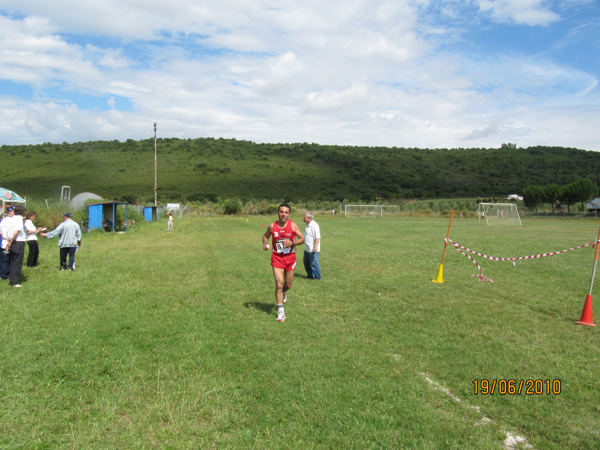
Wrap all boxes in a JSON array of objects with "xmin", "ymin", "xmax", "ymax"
[
  {"xmin": 303, "ymin": 212, "xmax": 321, "ymax": 280},
  {"xmin": 0, "ymin": 206, "xmax": 15, "ymax": 281},
  {"xmin": 4, "ymin": 205, "xmax": 27, "ymax": 287}
]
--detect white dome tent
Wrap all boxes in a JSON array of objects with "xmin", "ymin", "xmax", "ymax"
[{"xmin": 70, "ymin": 192, "xmax": 104, "ymax": 210}]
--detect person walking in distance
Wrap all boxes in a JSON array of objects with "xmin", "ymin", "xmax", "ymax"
[
  {"xmin": 262, "ymin": 204, "xmax": 304, "ymax": 322},
  {"xmin": 40, "ymin": 212, "xmax": 82, "ymax": 271},
  {"xmin": 303, "ymin": 212, "xmax": 321, "ymax": 280}
]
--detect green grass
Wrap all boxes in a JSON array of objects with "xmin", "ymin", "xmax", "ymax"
[{"xmin": 1, "ymin": 216, "xmax": 600, "ymax": 448}]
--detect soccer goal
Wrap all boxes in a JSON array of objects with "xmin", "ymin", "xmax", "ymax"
[
  {"xmin": 478, "ymin": 203, "xmax": 521, "ymax": 226},
  {"xmin": 345, "ymin": 204, "xmax": 383, "ymax": 218}
]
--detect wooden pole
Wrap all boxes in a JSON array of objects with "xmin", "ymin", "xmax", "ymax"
[
  {"xmin": 576, "ymin": 223, "xmax": 600, "ymax": 326},
  {"xmin": 587, "ymin": 224, "xmax": 600, "ymax": 296},
  {"xmin": 440, "ymin": 210, "xmax": 455, "ymax": 264},
  {"xmin": 432, "ymin": 210, "xmax": 454, "ymax": 283},
  {"xmin": 153, "ymin": 123, "xmax": 157, "ymax": 207}
]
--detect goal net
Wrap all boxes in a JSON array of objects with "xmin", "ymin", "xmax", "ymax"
[
  {"xmin": 478, "ymin": 203, "xmax": 521, "ymax": 226},
  {"xmin": 345, "ymin": 204, "xmax": 383, "ymax": 218}
]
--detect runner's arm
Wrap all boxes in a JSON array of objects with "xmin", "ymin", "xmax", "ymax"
[
  {"xmin": 262, "ymin": 225, "xmax": 273, "ymax": 250},
  {"xmin": 291, "ymin": 223, "xmax": 304, "ymax": 247}
]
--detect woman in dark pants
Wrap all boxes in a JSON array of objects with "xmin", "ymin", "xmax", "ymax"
[{"xmin": 24, "ymin": 211, "xmax": 43, "ymax": 267}]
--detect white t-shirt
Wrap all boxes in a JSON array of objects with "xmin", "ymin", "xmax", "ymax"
[
  {"xmin": 24, "ymin": 219, "xmax": 38, "ymax": 241},
  {"xmin": 0, "ymin": 217, "xmax": 9, "ymax": 249},
  {"xmin": 1, "ymin": 214, "xmax": 27, "ymax": 244},
  {"xmin": 304, "ymin": 220, "xmax": 321, "ymax": 253}
]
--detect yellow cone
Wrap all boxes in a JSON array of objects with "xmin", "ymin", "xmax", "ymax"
[{"xmin": 432, "ymin": 264, "xmax": 444, "ymax": 283}]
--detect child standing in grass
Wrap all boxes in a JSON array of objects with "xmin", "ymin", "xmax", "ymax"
[{"xmin": 167, "ymin": 212, "xmax": 174, "ymax": 233}]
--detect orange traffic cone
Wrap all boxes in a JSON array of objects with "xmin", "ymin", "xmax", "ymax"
[{"xmin": 576, "ymin": 294, "xmax": 596, "ymax": 326}]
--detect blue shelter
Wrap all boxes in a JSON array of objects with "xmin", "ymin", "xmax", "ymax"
[
  {"xmin": 88, "ymin": 201, "xmax": 132, "ymax": 231},
  {"xmin": 144, "ymin": 205, "xmax": 164, "ymax": 222}
]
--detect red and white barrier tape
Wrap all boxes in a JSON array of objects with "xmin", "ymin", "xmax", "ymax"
[{"xmin": 446, "ymin": 238, "xmax": 598, "ymax": 282}]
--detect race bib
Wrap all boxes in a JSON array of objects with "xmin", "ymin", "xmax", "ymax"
[{"xmin": 276, "ymin": 241, "xmax": 291, "ymax": 254}]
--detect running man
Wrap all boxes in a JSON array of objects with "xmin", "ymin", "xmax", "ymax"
[{"xmin": 262, "ymin": 204, "xmax": 304, "ymax": 322}]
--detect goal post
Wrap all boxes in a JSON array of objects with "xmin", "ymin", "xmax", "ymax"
[
  {"xmin": 382, "ymin": 205, "xmax": 400, "ymax": 218},
  {"xmin": 344, "ymin": 204, "xmax": 383, "ymax": 218},
  {"xmin": 478, "ymin": 203, "xmax": 521, "ymax": 226}
]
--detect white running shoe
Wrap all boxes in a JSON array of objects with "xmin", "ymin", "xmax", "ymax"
[
  {"xmin": 276, "ymin": 309, "xmax": 286, "ymax": 322},
  {"xmin": 283, "ymin": 293, "xmax": 288, "ymax": 304}
]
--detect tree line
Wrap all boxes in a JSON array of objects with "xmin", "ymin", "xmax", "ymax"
[
  {"xmin": 522, "ymin": 179, "xmax": 597, "ymax": 212},
  {"xmin": 2, "ymin": 138, "xmax": 600, "ymax": 203}
]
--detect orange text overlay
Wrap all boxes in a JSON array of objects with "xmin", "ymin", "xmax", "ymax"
[{"xmin": 473, "ymin": 379, "xmax": 562, "ymax": 395}]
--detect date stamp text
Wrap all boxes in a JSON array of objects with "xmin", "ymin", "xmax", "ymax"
[{"xmin": 473, "ymin": 379, "xmax": 561, "ymax": 395}]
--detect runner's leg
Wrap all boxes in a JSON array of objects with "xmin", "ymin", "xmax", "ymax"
[{"xmin": 273, "ymin": 267, "xmax": 286, "ymax": 305}]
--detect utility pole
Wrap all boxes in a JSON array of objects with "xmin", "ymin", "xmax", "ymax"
[{"xmin": 154, "ymin": 123, "xmax": 157, "ymax": 207}]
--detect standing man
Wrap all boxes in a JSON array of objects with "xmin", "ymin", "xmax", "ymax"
[
  {"xmin": 0, "ymin": 206, "xmax": 15, "ymax": 281},
  {"xmin": 262, "ymin": 204, "xmax": 304, "ymax": 322},
  {"xmin": 40, "ymin": 212, "xmax": 82, "ymax": 271},
  {"xmin": 303, "ymin": 212, "xmax": 321, "ymax": 280},
  {"xmin": 3, "ymin": 205, "xmax": 27, "ymax": 287}
]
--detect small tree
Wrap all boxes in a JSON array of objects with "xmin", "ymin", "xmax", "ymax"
[
  {"xmin": 560, "ymin": 183, "xmax": 578, "ymax": 213},
  {"xmin": 222, "ymin": 198, "xmax": 242, "ymax": 215},
  {"xmin": 118, "ymin": 193, "xmax": 138, "ymax": 204},
  {"xmin": 523, "ymin": 185, "xmax": 543, "ymax": 212},
  {"xmin": 543, "ymin": 184, "xmax": 563, "ymax": 212},
  {"xmin": 568, "ymin": 178, "xmax": 597, "ymax": 212}
]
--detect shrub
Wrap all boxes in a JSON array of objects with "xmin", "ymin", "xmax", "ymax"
[
  {"xmin": 119, "ymin": 193, "xmax": 138, "ymax": 204},
  {"xmin": 222, "ymin": 198, "xmax": 242, "ymax": 215}
]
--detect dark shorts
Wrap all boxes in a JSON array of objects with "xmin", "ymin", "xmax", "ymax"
[{"xmin": 271, "ymin": 252, "xmax": 297, "ymax": 271}]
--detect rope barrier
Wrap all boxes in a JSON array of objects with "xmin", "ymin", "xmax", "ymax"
[{"xmin": 446, "ymin": 238, "xmax": 598, "ymax": 283}]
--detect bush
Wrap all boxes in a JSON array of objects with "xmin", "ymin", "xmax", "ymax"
[
  {"xmin": 222, "ymin": 198, "xmax": 242, "ymax": 215},
  {"xmin": 118, "ymin": 193, "xmax": 138, "ymax": 204}
]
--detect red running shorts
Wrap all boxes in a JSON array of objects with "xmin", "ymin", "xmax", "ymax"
[{"xmin": 271, "ymin": 252, "xmax": 297, "ymax": 271}]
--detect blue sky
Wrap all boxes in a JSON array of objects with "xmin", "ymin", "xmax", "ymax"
[{"xmin": 0, "ymin": 0, "xmax": 598, "ymax": 150}]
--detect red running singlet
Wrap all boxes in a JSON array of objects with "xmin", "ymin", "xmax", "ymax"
[
  {"xmin": 271, "ymin": 220, "xmax": 297, "ymax": 271},
  {"xmin": 271, "ymin": 220, "xmax": 297, "ymax": 255}
]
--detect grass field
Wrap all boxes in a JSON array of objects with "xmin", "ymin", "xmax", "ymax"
[{"xmin": 1, "ymin": 215, "xmax": 599, "ymax": 449}]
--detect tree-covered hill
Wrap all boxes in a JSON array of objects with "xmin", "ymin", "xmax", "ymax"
[{"xmin": 1, "ymin": 138, "xmax": 599, "ymax": 202}]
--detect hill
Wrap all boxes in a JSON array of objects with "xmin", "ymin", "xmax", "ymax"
[{"xmin": 1, "ymin": 138, "xmax": 599, "ymax": 202}]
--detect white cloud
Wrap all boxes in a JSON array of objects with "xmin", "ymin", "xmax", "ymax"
[
  {"xmin": 0, "ymin": 0, "xmax": 598, "ymax": 150},
  {"xmin": 0, "ymin": 15, "xmax": 101, "ymax": 87},
  {"xmin": 251, "ymin": 52, "xmax": 306, "ymax": 96},
  {"xmin": 306, "ymin": 84, "xmax": 371, "ymax": 111},
  {"xmin": 477, "ymin": 0, "xmax": 560, "ymax": 26}
]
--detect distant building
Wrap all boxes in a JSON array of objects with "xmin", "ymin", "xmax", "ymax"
[
  {"xmin": 506, "ymin": 194, "xmax": 523, "ymax": 201},
  {"xmin": 586, "ymin": 197, "xmax": 600, "ymax": 211}
]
